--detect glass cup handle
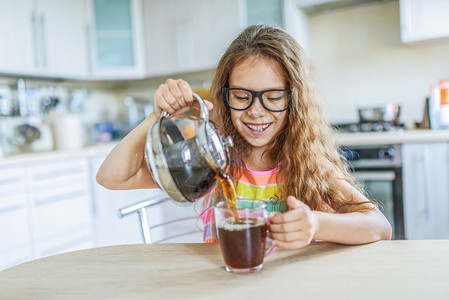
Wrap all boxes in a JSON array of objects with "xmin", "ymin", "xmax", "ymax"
[
  {"xmin": 265, "ymin": 244, "xmax": 278, "ymax": 256},
  {"xmin": 265, "ymin": 211, "xmax": 280, "ymax": 256}
]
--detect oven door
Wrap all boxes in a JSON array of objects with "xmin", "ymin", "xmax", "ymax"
[{"xmin": 354, "ymin": 168, "xmax": 404, "ymax": 239}]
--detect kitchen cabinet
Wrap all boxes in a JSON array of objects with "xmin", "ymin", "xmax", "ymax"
[
  {"xmin": 246, "ymin": 0, "xmax": 284, "ymax": 28},
  {"xmin": 143, "ymin": 0, "xmax": 303, "ymax": 77},
  {"xmin": 0, "ymin": 0, "xmax": 36, "ymax": 75},
  {"xmin": 87, "ymin": 0, "xmax": 147, "ymax": 79},
  {"xmin": 0, "ymin": 149, "xmax": 203, "ymax": 270},
  {"xmin": 144, "ymin": 0, "xmax": 242, "ymax": 77},
  {"xmin": 402, "ymin": 142, "xmax": 449, "ymax": 239},
  {"xmin": 27, "ymin": 159, "xmax": 94, "ymax": 247},
  {"xmin": 400, "ymin": 0, "xmax": 449, "ymax": 43},
  {"xmin": 0, "ymin": 166, "xmax": 32, "ymax": 270},
  {"xmin": 0, "ymin": 158, "xmax": 94, "ymax": 271},
  {"xmin": 0, "ymin": 0, "xmax": 89, "ymax": 78}
]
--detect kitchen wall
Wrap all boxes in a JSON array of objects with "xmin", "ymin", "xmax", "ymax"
[
  {"xmin": 117, "ymin": 69, "xmax": 215, "ymax": 102},
  {"xmin": 308, "ymin": 0, "xmax": 449, "ymax": 127}
]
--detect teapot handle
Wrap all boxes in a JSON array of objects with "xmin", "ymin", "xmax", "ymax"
[{"xmin": 160, "ymin": 92, "xmax": 209, "ymax": 121}]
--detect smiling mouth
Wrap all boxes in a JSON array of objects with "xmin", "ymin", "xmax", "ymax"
[{"xmin": 245, "ymin": 123, "xmax": 272, "ymax": 132}]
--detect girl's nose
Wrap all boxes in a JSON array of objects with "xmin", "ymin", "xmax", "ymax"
[{"xmin": 247, "ymin": 97, "xmax": 266, "ymax": 117}]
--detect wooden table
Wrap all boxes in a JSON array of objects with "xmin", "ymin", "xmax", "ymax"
[{"xmin": 1, "ymin": 240, "xmax": 448, "ymax": 299}]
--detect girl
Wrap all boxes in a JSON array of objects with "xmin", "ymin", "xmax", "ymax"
[{"xmin": 97, "ymin": 25, "xmax": 392, "ymax": 249}]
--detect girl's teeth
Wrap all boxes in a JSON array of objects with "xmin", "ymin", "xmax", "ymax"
[{"xmin": 247, "ymin": 124, "xmax": 269, "ymax": 131}]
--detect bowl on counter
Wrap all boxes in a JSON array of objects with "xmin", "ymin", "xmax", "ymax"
[{"xmin": 358, "ymin": 104, "xmax": 401, "ymax": 123}]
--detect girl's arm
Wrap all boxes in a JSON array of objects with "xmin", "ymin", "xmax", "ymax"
[
  {"xmin": 96, "ymin": 112, "xmax": 159, "ymax": 190},
  {"xmin": 96, "ymin": 78, "xmax": 211, "ymax": 190},
  {"xmin": 269, "ymin": 180, "xmax": 393, "ymax": 249}
]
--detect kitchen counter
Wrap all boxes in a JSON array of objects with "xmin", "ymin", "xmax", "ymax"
[
  {"xmin": 0, "ymin": 241, "xmax": 448, "ymax": 299},
  {"xmin": 336, "ymin": 129, "xmax": 449, "ymax": 146},
  {"xmin": 2, "ymin": 129, "xmax": 449, "ymax": 168},
  {"xmin": 0, "ymin": 141, "xmax": 117, "ymax": 167}
]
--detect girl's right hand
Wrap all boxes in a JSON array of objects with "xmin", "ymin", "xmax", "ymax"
[
  {"xmin": 154, "ymin": 79, "xmax": 214, "ymax": 117},
  {"xmin": 154, "ymin": 79, "xmax": 194, "ymax": 116}
]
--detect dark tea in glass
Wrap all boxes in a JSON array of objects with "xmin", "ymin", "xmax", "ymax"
[{"xmin": 215, "ymin": 199, "xmax": 275, "ymax": 273}]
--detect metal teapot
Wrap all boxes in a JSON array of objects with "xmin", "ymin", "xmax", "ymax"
[{"xmin": 145, "ymin": 93, "xmax": 234, "ymax": 204}]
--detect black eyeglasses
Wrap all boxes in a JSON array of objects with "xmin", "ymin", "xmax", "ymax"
[{"xmin": 222, "ymin": 87, "xmax": 291, "ymax": 112}]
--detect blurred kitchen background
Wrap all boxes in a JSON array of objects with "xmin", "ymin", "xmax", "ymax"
[
  {"xmin": 2, "ymin": 0, "xmax": 449, "ymax": 270},
  {"xmin": 1, "ymin": 0, "xmax": 448, "ymax": 154}
]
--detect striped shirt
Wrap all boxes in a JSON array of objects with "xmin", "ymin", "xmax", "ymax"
[{"xmin": 200, "ymin": 160, "xmax": 288, "ymax": 243}]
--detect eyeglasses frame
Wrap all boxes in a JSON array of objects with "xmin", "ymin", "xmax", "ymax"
[{"xmin": 222, "ymin": 87, "xmax": 292, "ymax": 112}]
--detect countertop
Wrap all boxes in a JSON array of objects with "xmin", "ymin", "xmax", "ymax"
[
  {"xmin": 0, "ymin": 142, "xmax": 117, "ymax": 167},
  {"xmin": 2, "ymin": 129, "xmax": 449, "ymax": 167},
  {"xmin": 336, "ymin": 128, "xmax": 449, "ymax": 146},
  {"xmin": 0, "ymin": 241, "xmax": 448, "ymax": 299}
]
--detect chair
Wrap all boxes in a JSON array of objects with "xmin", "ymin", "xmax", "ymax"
[{"xmin": 117, "ymin": 196, "xmax": 203, "ymax": 244}]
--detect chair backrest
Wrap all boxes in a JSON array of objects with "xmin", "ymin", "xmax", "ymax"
[{"xmin": 117, "ymin": 196, "xmax": 203, "ymax": 244}]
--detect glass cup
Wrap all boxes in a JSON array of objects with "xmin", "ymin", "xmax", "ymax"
[{"xmin": 214, "ymin": 199, "xmax": 276, "ymax": 274}]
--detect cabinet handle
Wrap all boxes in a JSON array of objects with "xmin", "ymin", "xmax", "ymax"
[
  {"xmin": 85, "ymin": 24, "xmax": 92, "ymax": 74},
  {"xmin": 31, "ymin": 11, "xmax": 40, "ymax": 68},
  {"xmin": 39, "ymin": 13, "xmax": 48, "ymax": 69},
  {"xmin": 354, "ymin": 171, "xmax": 396, "ymax": 181},
  {"xmin": 32, "ymin": 166, "xmax": 86, "ymax": 181},
  {"xmin": 0, "ymin": 203, "xmax": 24, "ymax": 214},
  {"xmin": 422, "ymin": 146, "xmax": 431, "ymax": 220},
  {"xmin": 0, "ymin": 176, "xmax": 22, "ymax": 185},
  {"xmin": 34, "ymin": 189, "xmax": 87, "ymax": 207}
]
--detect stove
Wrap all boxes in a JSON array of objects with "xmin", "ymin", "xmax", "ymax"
[
  {"xmin": 332, "ymin": 122, "xmax": 405, "ymax": 133},
  {"xmin": 340, "ymin": 144, "xmax": 404, "ymax": 239}
]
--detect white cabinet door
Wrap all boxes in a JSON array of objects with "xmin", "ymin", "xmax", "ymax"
[
  {"xmin": 0, "ymin": 166, "xmax": 33, "ymax": 270},
  {"xmin": 0, "ymin": 0, "xmax": 37, "ymax": 74},
  {"xmin": 191, "ymin": 0, "xmax": 242, "ymax": 71},
  {"xmin": 87, "ymin": 0, "xmax": 147, "ymax": 79},
  {"xmin": 0, "ymin": 0, "xmax": 89, "ymax": 78},
  {"xmin": 402, "ymin": 143, "xmax": 449, "ymax": 239},
  {"xmin": 400, "ymin": 0, "xmax": 449, "ymax": 43},
  {"xmin": 27, "ymin": 158, "xmax": 94, "ymax": 250},
  {"xmin": 144, "ymin": 0, "xmax": 242, "ymax": 77},
  {"xmin": 35, "ymin": 0, "xmax": 89, "ymax": 78}
]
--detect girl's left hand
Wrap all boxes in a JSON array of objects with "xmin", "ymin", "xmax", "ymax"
[{"xmin": 269, "ymin": 196, "xmax": 318, "ymax": 249}]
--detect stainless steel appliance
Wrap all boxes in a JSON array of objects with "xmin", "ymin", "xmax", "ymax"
[
  {"xmin": 340, "ymin": 144, "xmax": 404, "ymax": 239},
  {"xmin": 333, "ymin": 121, "xmax": 404, "ymax": 133}
]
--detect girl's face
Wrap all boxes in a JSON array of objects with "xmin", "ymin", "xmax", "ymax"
[{"xmin": 228, "ymin": 57, "xmax": 288, "ymax": 152}]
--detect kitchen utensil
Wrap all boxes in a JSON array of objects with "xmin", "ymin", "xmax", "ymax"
[
  {"xmin": 429, "ymin": 79, "xmax": 449, "ymax": 129},
  {"xmin": 0, "ymin": 86, "xmax": 13, "ymax": 116},
  {"xmin": 50, "ymin": 114, "xmax": 84, "ymax": 150},
  {"xmin": 123, "ymin": 96, "xmax": 153, "ymax": 134},
  {"xmin": 145, "ymin": 93, "xmax": 233, "ymax": 204},
  {"xmin": 358, "ymin": 104, "xmax": 401, "ymax": 123},
  {"xmin": 1, "ymin": 116, "xmax": 53, "ymax": 154},
  {"xmin": 12, "ymin": 124, "xmax": 41, "ymax": 151}
]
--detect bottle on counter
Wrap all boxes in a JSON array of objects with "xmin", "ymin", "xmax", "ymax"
[{"xmin": 429, "ymin": 79, "xmax": 449, "ymax": 130}]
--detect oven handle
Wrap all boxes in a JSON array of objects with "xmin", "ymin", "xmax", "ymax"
[{"xmin": 354, "ymin": 171, "xmax": 396, "ymax": 181}]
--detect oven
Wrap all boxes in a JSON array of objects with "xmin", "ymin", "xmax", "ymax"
[{"xmin": 340, "ymin": 144, "xmax": 404, "ymax": 239}]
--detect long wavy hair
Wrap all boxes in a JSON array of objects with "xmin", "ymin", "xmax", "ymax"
[{"xmin": 208, "ymin": 25, "xmax": 374, "ymax": 213}]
